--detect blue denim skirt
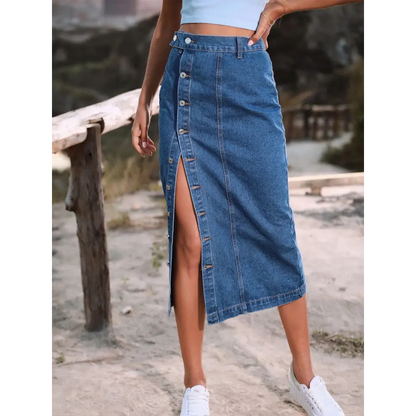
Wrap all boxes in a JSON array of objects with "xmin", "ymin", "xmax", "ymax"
[{"xmin": 158, "ymin": 30, "xmax": 307, "ymax": 325}]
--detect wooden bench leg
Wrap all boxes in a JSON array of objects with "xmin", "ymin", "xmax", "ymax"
[
  {"xmin": 65, "ymin": 124, "xmax": 112, "ymax": 332},
  {"xmin": 306, "ymin": 186, "xmax": 323, "ymax": 196}
]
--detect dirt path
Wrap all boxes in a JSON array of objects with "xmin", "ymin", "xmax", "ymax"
[{"xmin": 52, "ymin": 184, "xmax": 363, "ymax": 416}]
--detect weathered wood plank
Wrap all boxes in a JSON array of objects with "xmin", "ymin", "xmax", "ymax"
[
  {"xmin": 289, "ymin": 172, "xmax": 364, "ymax": 191},
  {"xmin": 65, "ymin": 124, "xmax": 112, "ymax": 331},
  {"xmin": 52, "ymin": 87, "xmax": 160, "ymax": 153}
]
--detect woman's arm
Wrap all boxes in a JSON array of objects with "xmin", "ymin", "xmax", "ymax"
[
  {"xmin": 132, "ymin": 0, "xmax": 182, "ymax": 157},
  {"xmin": 285, "ymin": 0, "xmax": 362, "ymax": 14},
  {"xmin": 249, "ymin": 0, "xmax": 363, "ymax": 46}
]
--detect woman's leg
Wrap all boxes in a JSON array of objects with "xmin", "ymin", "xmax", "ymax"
[
  {"xmin": 172, "ymin": 155, "xmax": 207, "ymax": 389},
  {"xmin": 278, "ymin": 295, "xmax": 315, "ymax": 386}
]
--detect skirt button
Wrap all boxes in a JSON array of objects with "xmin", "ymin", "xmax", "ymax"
[
  {"xmin": 166, "ymin": 184, "xmax": 171, "ymax": 190},
  {"xmin": 179, "ymin": 100, "xmax": 186, "ymax": 106},
  {"xmin": 179, "ymin": 129, "xmax": 185, "ymax": 134},
  {"xmin": 180, "ymin": 72, "xmax": 187, "ymax": 79},
  {"xmin": 173, "ymin": 34, "xmax": 177, "ymax": 41},
  {"xmin": 185, "ymin": 37, "xmax": 192, "ymax": 44}
]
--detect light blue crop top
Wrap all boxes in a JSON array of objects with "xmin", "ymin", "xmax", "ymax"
[{"xmin": 180, "ymin": 0, "xmax": 268, "ymax": 31}]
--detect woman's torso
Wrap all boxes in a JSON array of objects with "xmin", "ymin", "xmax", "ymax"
[{"xmin": 179, "ymin": 0, "xmax": 267, "ymax": 36}]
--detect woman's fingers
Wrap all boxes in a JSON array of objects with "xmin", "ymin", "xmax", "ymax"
[
  {"xmin": 142, "ymin": 135, "xmax": 156, "ymax": 154},
  {"xmin": 132, "ymin": 125, "xmax": 146, "ymax": 157},
  {"xmin": 143, "ymin": 136, "xmax": 155, "ymax": 155},
  {"xmin": 248, "ymin": 12, "xmax": 272, "ymax": 46},
  {"xmin": 132, "ymin": 125, "xmax": 156, "ymax": 157},
  {"xmin": 146, "ymin": 137, "xmax": 157, "ymax": 151},
  {"xmin": 248, "ymin": 2, "xmax": 286, "ymax": 46},
  {"xmin": 262, "ymin": 26, "xmax": 271, "ymax": 49}
]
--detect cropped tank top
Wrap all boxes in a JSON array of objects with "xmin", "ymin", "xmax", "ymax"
[{"xmin": 180, "ymin": 0, "xmax": 268, "ymax": 31}]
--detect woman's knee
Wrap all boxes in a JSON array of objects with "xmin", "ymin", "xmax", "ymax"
[{"xmin": 174, "ymin": 229, "xmax": 202, "ymax": 269}]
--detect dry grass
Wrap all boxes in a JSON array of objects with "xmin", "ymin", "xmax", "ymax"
[
  {"xmin": 106, "ymin": 211, "xmax": 135, "ymax": 230},
  {"xmin": 56, "ymin": 353, "xmax": 65, "ymax": 364},
  {"xmin": 151, "ymin": 240, "xmax": 168, "ymax": 271},
  {"xmin": 312, "ymin": 330, "xmax": 364, "ymax": 358}
]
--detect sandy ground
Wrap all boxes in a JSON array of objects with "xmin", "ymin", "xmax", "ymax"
[{"xmin": 52, "ymin": 165, "xmax": 363, "ymax": 416}]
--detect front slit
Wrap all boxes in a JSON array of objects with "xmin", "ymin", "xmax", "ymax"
[{"xmin": 169, "ymin": 153, "xmax": 204, "ymax": 313}]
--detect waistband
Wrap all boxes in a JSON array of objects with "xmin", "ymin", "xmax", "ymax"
[{"xmin": 170, "ymin": 30, "xmax": 266, "ymax": 55}]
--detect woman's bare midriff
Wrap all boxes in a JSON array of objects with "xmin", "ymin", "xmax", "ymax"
[{"xmin": 179, "ymin": 23, "xmax": 255, "ymax": 37}]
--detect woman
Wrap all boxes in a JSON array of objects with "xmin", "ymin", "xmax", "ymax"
[{"xmin": 132, "ymin": 0, "xmax": 362, "ymax": 414}]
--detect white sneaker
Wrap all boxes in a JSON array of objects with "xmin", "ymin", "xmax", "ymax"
[
  {"xmin": 180, "ymin": 385, "xmax": 210, "ymax": 416},
  {"xmin": 288, "ymin": 362, "xmax": 345, "ymax": 416}
]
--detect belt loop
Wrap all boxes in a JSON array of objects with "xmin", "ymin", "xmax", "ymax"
[{"xmin": 237, "ymin": 37, "xmax": 243, "ymax": 59}]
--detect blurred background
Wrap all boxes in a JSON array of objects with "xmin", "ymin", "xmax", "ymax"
[
  {"xmin": 52, "ymin": 3, "xmax": 364, "ymax": 415},
  {"xmin": 52, "ymin": 0, "xmax": 364, "ymax": 202}
]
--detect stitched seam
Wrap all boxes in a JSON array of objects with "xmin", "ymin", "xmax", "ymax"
[
  {"xmin": 168, "ymin": 151, "xmax": 180, "ymax": 313},
  {"xmin": 283, "ymin": 143, "xmax": 304, "ymax": 281},
  {"xmin": 216, "ymin": 53, "xmax": 246, "ymax": 308},
  {"xmin": 206, "ymin": 282, "xmax": 307, "ymax": 316},
  {"xmin": 186, "ymin": 53, "xmax": 196, "ymax": 158},
  {"xmin": 186, "ymin": 52, "xmax": 218, "ymax": 312},
  {"xmin": 170, "ymin": 44, "xmax": 265, "ymax": 53}
]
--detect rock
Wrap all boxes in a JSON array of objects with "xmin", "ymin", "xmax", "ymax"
[
  {"xmin": 53, "ymin": 335, "xmax": 66, "ymax": 346},
  {"xmin": 121, "ymin": 306, "xmax": 133, "ymax": 315},
  {"xmin": 52, "ymin": 5, "xmax": 364, "ymax": 115}
]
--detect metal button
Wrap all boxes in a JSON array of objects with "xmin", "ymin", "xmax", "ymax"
[
  {"xmin": 167, "ymin": 233, "xmax": 170, "ymax": 238},
  {"xmin": 173, "ymin": 35, "xmax": 177, "ymax": 41},
  {"xmin": 168, "ymin": 157, "xmax": 173, "ymax": 163},
  {"xmin": 166, "ymin": 184, "xmax": 171, "ymax": 190},
  {"xmin": 180, "ymin": 72, "xmax": 187, "ymax": 79},
  {"xmin": 179, "ymin": 100, "xmax": 186, "ymax": 106},
  {"xmin": 179, "ymin": 129, "xmax": 186, "ymax": 135},
  {"xmin": 185, "ymin": 37, "xmax": 192, "ymax": 44},
  {"xmin": 166, "ymin": 261, "xmax": 170, "ymax": 267}
]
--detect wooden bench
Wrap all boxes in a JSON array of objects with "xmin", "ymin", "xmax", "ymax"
[{"xmin": 289, "ymin": 172, "xmax": 364, "ymax": 196}]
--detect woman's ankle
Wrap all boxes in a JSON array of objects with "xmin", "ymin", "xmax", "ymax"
[
  {"xmin": 184, "ymin": 373, "xmax": 207, "ymax": 388},
  {"xmin": 292, "ymin": 359, "xmax": 314, "ymax": 387}
]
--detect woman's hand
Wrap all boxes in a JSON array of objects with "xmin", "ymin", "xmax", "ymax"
[
  {"xmin": 248, "ymin": 0, "xmax": 364, "ymax": 47},
  {"xmin": 131, "ymin": 103, "xmax": 157, "ymax": 157},
  {"xmin": 248, "ymin": 0, "xmax": 289, "ymax": 47}
]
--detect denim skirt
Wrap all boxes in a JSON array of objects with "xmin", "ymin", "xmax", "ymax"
[{"xmin": 158, "ymin": 30, "xmax": 307, "ymax": 325}]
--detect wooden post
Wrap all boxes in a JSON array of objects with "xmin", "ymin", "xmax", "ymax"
[
  {"xmin": 312, "ymin": 114, "xmax": 319, "ymax": 141},
  {"xmin": 65, "ymin": 124, "xmax": 112, "ymax": 332},
  {"xmin": 343, "ymin": 108, "xmax": 350, "ymax": 132},
  {"xmin": 285, "ymin": 112, "xmax": 294, "ymax": 142},
  {"xmin": 303, "ymin": 106, "xmax": 311, "ymax": 139},
  {"xmin": 323, "ymin": 112, "xmax": 330, "ymax": 140},
  {"xmin": 333, "ymin": 108, "xmax": 340, "ymax": 138}
]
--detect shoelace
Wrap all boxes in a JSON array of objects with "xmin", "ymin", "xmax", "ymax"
[
  {"xmin": 187, "ymin": 389, "xmax": 209, "ymax": 416},
  {"xmin": 306, "ymin": 380, "xmax": 341, "ymax": 413}
]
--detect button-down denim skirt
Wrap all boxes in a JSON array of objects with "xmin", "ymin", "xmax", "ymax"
[{"xmin": 158, "ymin": 30, "xmax": 307, "ymax": 325}]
